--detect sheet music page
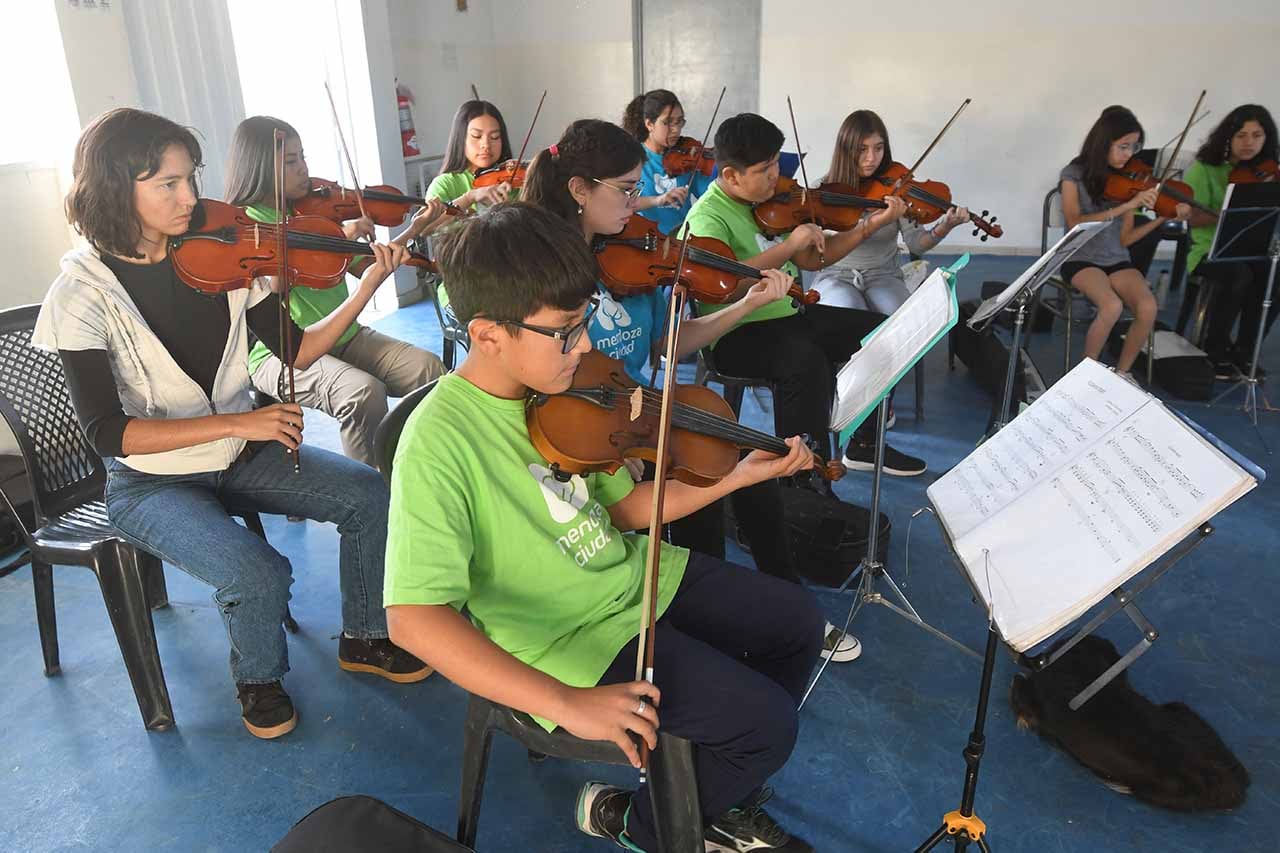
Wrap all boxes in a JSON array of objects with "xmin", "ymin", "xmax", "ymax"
[
  {"xmin": 927, "ymin": 359, "xmax": 1148, "ymax": 544},
  {"xmin": 969, "ymin": 222, "xmax": 1105, "ymax": 327},
  {"xmin": 830, "ymin": 268, "xmax": 956, "ymax": 433},
  {"xmin": 952, "ymin": 398, "xmax": 1254, "ymax": 651}
]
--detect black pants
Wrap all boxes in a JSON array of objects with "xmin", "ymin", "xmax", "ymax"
[
  {"xmin": 598, "ymin": 552, "xmax": 824, "ymax": 850},
  {"xmin": 1200, "ymin": 260, "xmax": 1280, "ymax": 361},
  {"xmin": 710, "ymin": 304, "xmax": 888, "ymax": 457}
]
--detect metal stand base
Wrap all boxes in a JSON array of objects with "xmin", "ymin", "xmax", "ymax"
[
  {"xmin": 800, "ymin": 398, "xmax": 979, "ymax": 711},
  {"xmin": 915, "ymin": 626, "xmax": 998, "ymax": 853}
]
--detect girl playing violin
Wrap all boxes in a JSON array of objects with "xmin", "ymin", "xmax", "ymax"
[
  {"xmin": 225, "ymin": 115, "xmax": 449, "ymax": 467},
  {"xmin": 809, "ymin": 110, "xmax": 967, "ymax": 315},
  {"xmin": 621, "ymin": 89, "xmax": 713, "ymax": 235},
  {"xmin": 523, "ymin": 119, "xmax": 863, "ymax": 663},
  {"xmin": 1059, "ymin": 106, "xmax": 1190, "ymax": 379},
  {"xmin": 1184, "ymin": 104, "xmax": 1279, "ymax": 380},
  {"xmin": 425, "ymin": 99, "xmax": 520, "ymax": 315},
  {"xmin": 34, "ymin": 108, "xmax": 431, "ymax": 739}
]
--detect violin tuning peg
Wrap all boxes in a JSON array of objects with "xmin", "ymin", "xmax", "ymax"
[
  {"xmin": 991, "ymin": 216, "xmax": 998, "ymax": 223},
  {"xmin": 981, "ymin": 210, "xmax": 989, "ymax": 217},
  {"xmin": 981, "ymin": 234, "xmax": 989, "ymax": 242}
]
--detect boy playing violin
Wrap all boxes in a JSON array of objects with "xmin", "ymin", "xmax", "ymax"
[
  {"xmin": 384, "ymin": 202, "xmax": 822, "ymax": 852},
  {"xmin": 684, "ymin": 113, "xmax": 927, "ymax": 476}
]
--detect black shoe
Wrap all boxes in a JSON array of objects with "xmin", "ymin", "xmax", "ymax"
[
  {"xmin": 338, "ymin": 636, "xmax": 433, "ymax": 683},
  {"xmin": 705, "ymin": 788, "xmax": 813, "ymax": 852},
  {"xmin": 576, "ymin": 782, "xmax": 641, "ymax": 850},
  {"xmin": 236, "ymin": 681, "xmax": 297, "ymax": 739},
  {"xmin": 1232, "ymin": 353, "xmax": 1267, "ymax": 382},
  {"xmin": 843, "ymin": 440, "xmax": 927, "ymax": 476},
  {"xmin": 1213, "ymin": 359, "xmax": 1239, "ymax": 381}
]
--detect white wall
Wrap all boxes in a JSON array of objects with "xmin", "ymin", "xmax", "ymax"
[
  {"xmin": 3, "ymin": 164, "xmax": 74, "ymax": 308},
  {"xmin": 389, "ymin": 0, "xmax": 634, "ymax": 170},
  {"xmin": 761, "ymin": 0, "xmax": 1280, "ymax": 253}
]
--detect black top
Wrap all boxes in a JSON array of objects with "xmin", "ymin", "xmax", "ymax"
[{"xmin": 60, "ymin": 254, "xmax": 304, "ymax": 458}]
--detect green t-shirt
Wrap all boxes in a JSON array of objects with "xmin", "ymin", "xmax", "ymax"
[
  {"xmin": 383, "ymin": 373, "xmax": 688, "ymax": 730},
  {"xmin": 245, "ymin": 203, "xmax": 358, "ymax": 374},
  {"xmin": 684, "ymin": 180, "xmax": 799, "ymax": 330},
  {"xmin": 1184, "ymin": 160, "xmax": 1232, "ymax": 274},
  {"xmin": 426, "ymin": 171, "xmax": 521, "ymax": 309}
]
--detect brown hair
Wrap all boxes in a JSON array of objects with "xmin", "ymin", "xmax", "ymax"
[
  {"xmin": 824, "ymin": 110, "xmax": 891, "ymax": 185},
  {"xmin": 64, "ymin": 108, "xmax": 204, "ymax": 259},
  {"xmin": 621, "ymin": 89, "xmax": 681, "ymax": 142},
  {"xmin": 224, "ymin": 115, "xmax": 299, "ymax": 207},
  {"xmin": 523, "ymin": 119, "xmax": 645, "ymax": 224}
]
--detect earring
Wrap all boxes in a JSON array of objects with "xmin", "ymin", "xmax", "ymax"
[
  {"xmin": 577, "ymin": 204, "xmax": 583, "ymax": 215},
  {"xmin": 1224, "ymin": 142, "xmax": 1231, "ymax": 159}
]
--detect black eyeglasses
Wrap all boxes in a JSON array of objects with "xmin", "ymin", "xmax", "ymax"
[{"xmin": 501, "ymin": 295, "xmax": 600, "ymax": 353}]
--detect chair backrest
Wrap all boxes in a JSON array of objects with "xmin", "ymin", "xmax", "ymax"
[
  {"xmin": 1042, "ymin": 186, "xmax": 1065, "ymax": 254},
  {"xmin": 372, "ymin": 379, "xmax": 439, "ymax": 484},
  {"xmin": 0, "ymin": 304, "xmax": 105, "ymax": 527}
]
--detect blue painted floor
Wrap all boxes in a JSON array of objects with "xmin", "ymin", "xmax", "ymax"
[{"xmin": 1, "ymin": 256, "xmax": 1276, "ymax": 852}]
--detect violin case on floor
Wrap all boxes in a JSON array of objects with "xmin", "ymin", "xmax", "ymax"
[
  {"xmin": 271, "ymin": 796, "xmax": 473, "ymax": 853},
  {"xmin": 732, "ymin": 482, "xmax": 891, "ymax": 588}
]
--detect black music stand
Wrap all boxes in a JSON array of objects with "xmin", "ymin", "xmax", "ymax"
[{"xmin": 1207, "ymin": 182, "xmax": 1280, "ymax": 449}]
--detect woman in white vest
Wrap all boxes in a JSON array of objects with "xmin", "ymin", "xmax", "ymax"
[{"xmin": 33, "ymin": 108, "xmax": 431, "ymax": 740}]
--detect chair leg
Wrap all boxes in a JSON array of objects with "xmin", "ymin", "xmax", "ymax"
[
  {"xmin": 1064, "ymin": 288, "xmax": 1073, "ymax": 375},
  {"xmin": 95, "ymin": 541, "xmax": 175, "ymax": 731},
  {"xmin": 648, "ymin": 733, "xmax": 703, "ymax": 853},
  {"xmin": 31, "ymin": 560, "xmax": 60, "ymax": 676},
  {"xmin": 1146, "ymin": 327, "xmax": 1155, "ymax": 388},
  {"xmin": 724, "ymin": 383, "xmax": 745, "ymax": 418},
  {"xmin": 457, "ymin": 696, "xmax": 498, "ymax": 848},
  {"xmin": 141, "ymin": 552, "xmax": 168, "ymax": 610},
  {"xmin": 914, "ymin": 361, "xmax": 925, "ymax": 421}
]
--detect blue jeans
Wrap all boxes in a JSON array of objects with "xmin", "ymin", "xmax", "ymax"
[{"xmin": 105, "ymin": 443, "xmax": 390, "ymax": 684}]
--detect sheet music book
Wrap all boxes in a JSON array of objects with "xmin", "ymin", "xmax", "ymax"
[
  {"xmin": 830, "ymin": 264, "xmax": 959, "ymax": 439},
  {"xmin": 927, "ymin": 359, "xmax": 1259, "ymax": 652},
  {"xmin": 968, "ymin": 222, "xmax": 1105, "ymax": 328}
]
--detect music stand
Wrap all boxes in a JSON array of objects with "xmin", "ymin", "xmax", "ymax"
[
  {"xmin": 1207, "ymin": 182, "xmax": 1280, "ymax": 448},
  {"xmin": 969, "ymin": 223, "xmax": 1105, "ymax": 436}
]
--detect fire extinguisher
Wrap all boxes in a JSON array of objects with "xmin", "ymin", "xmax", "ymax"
[{"xmin": 397, "ymin": 81, "xmax": 420, "ymax": 158}]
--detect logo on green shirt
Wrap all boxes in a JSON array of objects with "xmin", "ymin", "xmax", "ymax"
[{"xmin": 529, "ymin": 462, "xmax": 615, "ymax": 566}]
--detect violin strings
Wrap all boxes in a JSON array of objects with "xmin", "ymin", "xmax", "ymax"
[{"xmin": 604, "ymin": 387, "xmax": 795, "ymax": 454}]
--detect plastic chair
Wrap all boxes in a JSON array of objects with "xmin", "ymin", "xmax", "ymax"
[
  {"xmin": 428, "ymin": 276, "xmax": 470, "ymax": 371},
  {"xmin": 0, "ymin": 304, "xmax": 291, "ymax": 730},
  {"xmin": 373, "ymin": 383, "xmax": 705, "ymax": 853}
]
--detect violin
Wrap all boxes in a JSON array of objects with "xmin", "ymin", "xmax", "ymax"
[
  {"xmin": 527, "ymin": 349, "xmax": 844, "ymax": 486},
  {"xmin": 593, "ymin": 215, "xmax": 818, "ymax": 306},
  {"xmin": 857, "ymin": 162, "xmax": 1004, "ymax": 241},
  {"xmin": 1103, "ymin": 159, "xmax": 1218, "ymax": 220},
  {"xmin": 169, "ymin": 199, "xmax": 436, "ymax": 294},
  {"xmin": 293, "ymin": 178, "xmax": 465, "ymax": 226},
  {"xmin": 753, "ymin": 175, "xmax": 889, "ymax": 236},
  {"xmin": 662, "ymin": 136, "xmax": 715, "ymax": 177},
  {"xmin": 472, "ymin": 160, "xmax": 529, "ymax": 189},
  {"xmin": 1229, "ymin": 158, "xmax": 1278, "ymax": 184}
]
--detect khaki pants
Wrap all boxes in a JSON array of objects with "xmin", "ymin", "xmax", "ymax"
[{"xmin": 253, "ymin": 326, "xmax": 445, "ymax": 466}]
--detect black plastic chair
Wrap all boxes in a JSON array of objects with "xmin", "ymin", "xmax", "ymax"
[
  {"xmin": 373, "ymin": 383, "xmax": 705, "ymax": 853},
  {"xmin": 0, "ymin": 304, "xmax": 291, "ymax": 730},
  {"xmin": 428, "ymin": 276, "xmax": 470, "ymax": 371}
]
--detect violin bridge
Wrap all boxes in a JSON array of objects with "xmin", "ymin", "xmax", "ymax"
[{"xmin": 629, "ymin": 387, "xmax": 644, "ymax": 422}]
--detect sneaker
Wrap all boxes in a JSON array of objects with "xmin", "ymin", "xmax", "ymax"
[
  {"xmin": 885, "ymin": 406, "xmax": 897, "ymax": 430},
  {"xmin": 821, "ymin": 622, "xmax": 862, "ymax": 662},
  {"xmin": 576, "ymin": 782, "xmax": 641, "ymax": 850},
  {"xmin": 1212, "ymin": 359, "xmax": 1238, "ymax": 381},
  {"xmin": 236, "ymin": 681, "xmax": 297, "ymax": 739},
  {"xmin": 705, "ymin": 788, "xmax": 812, "ymax": 852},
  {"xmin": 843, "ymin": 440, "xmax": 927, "ymax": 476},
  {"xmin": 338, "ymin": 636, "xmax": 433, "ymax": 683}
]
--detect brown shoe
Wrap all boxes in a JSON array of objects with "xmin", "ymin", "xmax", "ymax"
[
  {"xmin": 236, "ymin": 681, "xmax": 297, "ymax": 739},
  {"xmin": 338, "ymin": 636, "xmax": 433, "ymax": 683}
]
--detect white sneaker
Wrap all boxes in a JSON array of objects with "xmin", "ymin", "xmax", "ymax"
[{"xmin": 820, "ymin": 623, "xmax": 862, "ymax": 662}]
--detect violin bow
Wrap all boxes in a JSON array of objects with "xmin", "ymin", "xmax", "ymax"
[
  {"xmin": 631, "ymin": 89, "xmax": 725, "ymax": 781},
  {"xmin": 785, "ymin": 95, "xmax": 823, "ymax": 266},
  {"xmin": 273, "ymin": 129, "xmax": 300, "ymax": 474},
  {"xmin": 905, "ymin": 98, "xmax": 971, "ymax": 179},
  {"xmin": 470, "ymin": 82, "xmax": 480, "ymax": 101},
  {"xmin": 1158, "ymin": 90, "xmax": 1207, "ymax": 184},
  {"xmin": 689, "ymin": 85, "xmax": 726, "ymax": 182},
  {"xmin": 509, "ymin": 89, "xmax": 548, "ymax": 183},
  {"xmin": 324, "ymin": 81, "xmax": 373, "ymax": 231}
]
